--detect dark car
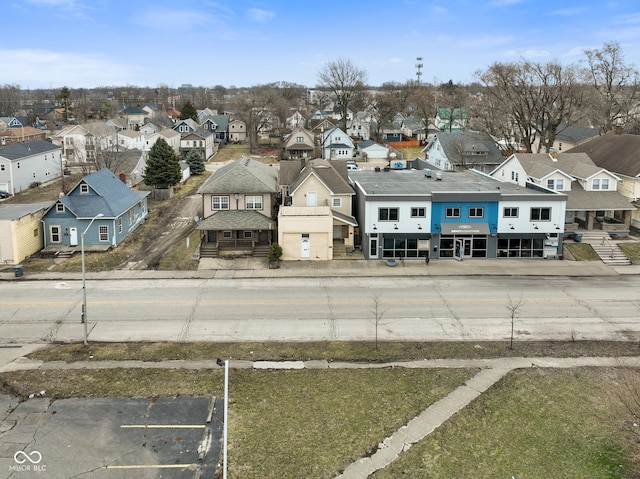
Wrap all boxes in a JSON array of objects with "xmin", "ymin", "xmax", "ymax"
[{"xmin": 0, "ymin": 191, "xmax": 11, "ymax": 199}]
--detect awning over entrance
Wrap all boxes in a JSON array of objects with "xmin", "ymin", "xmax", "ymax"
[{"xmin": 440, "ymin": 223, "xmax": 490, "ymax": 235}]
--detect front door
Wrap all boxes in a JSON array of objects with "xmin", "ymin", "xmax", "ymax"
[
  {"xmin": 454, "ymin": 238, "xmax": 470, "ymax": 260},
  {"xmin": 69, "ymin": 227, "xmax": 78, "ymax": 246},
  {"xmin": 301, "ymin": 234, "xmax": 310, "ymax": 258},
  {"xmin": 306, "ymin": 192, "xmax": 317, "ymax": 207},
  {"xmin": 369, "ymin": 235, "xmax": 378, "ymax": 259}
]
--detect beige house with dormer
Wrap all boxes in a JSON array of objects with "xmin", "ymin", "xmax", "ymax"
[{"xmin": 278, "ymin": 159, "xmax": 357, "ymax": 260}]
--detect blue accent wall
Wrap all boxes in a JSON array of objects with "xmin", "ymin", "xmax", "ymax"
[{"xmin": 432, "ymin": 201, "xmax": 499, "ymax": 234}]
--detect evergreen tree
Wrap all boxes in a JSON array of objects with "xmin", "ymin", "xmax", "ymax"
[
  {"xmin": 179, "ymin": 101, "xmax": 198, "ymax": 122},
  {"xmin": 143, "ymin": 138, "xmax": 181, "ymax": 188},
  {"xmin": 185, "ymin": 149, "xmax": 205, "ymax": 175}
]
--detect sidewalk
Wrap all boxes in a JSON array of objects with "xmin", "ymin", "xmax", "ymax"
[
  {"xmin": 1, "ymin": 257, "xmax": 634, "ymax": 281},
  {"xmin": 2, "ymin": 354, "xmax": 639, "ymax": 479}
]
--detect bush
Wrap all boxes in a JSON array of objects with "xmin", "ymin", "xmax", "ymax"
[{"xmin": 268, "ymin": 243, "xmax": 283, "ymax": 263}]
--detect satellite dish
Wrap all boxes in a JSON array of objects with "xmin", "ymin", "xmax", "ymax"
[{"xmin": 390, "ymin": 152, "xmax": 397, "ymax": 159}]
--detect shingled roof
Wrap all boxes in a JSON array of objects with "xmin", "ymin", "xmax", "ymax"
[
  {"xmin": 198, "ymin": 157, "xmax": 277, "ymax": 194},
  {"xmin": 567, "ymin": 132, "xmax": 640, "ymax": 178},
  {"xmin": 289, "ymin": 159, "xmax": 353, "ymax": 196}
]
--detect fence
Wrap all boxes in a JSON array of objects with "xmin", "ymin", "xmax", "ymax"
[{"xmin": 386, "ymin": 139, "xmax": 421, "ymax": 149}]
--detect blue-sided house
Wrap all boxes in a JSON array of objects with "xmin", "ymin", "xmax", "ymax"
[{"xmin": 42, "ymin": 168, "xmax": 150, "ymax": 250}]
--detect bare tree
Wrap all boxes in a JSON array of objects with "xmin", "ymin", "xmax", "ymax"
[
  {"xmin": 506, "ymin": 294, "xmax": 524, "ymax": 350},
  {"xmin": 0, "ymin": 84, "xmax": 23, "ymax": 116},
  {"xmin": 317, "ymin": 58, "xmax": 368, "ymax": 131},
  {"xmin": 582, "ymin": 41, "xmax": 640, "ymax": 133},
  {"xmin": 229, "ymin": 85, "xmax": 281, "ymax": 152},
  {"xmin": 478, "ymin": 60, "xmax": 583, "ymax": 153},
  {"xmin": 438, "ymin": 80, "xmax": 468, "ymax": 132},
  {"xmin": 371, "ymin": 293, "xmax": 387, "ymax": 351}
]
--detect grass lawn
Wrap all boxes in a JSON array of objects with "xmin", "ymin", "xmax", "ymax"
[
  {"xmin": 372, "ymin": 368, "xmax": 637, "ymax": 479},
  {"xmin": 619, "ymin": 241, "xmax": 640, "ymax": 264},
  {"xmin": 0, "ymin": 365, "xmax": 637, "ymax": 479},
  {"xmin": 564, "ymin": 242, "xmax": 600, "ymax": 261}
]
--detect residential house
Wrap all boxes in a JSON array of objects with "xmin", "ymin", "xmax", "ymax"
[
  {"xmin": 51, "ymin": 125, "xmax": 97, "ymax": 164},
  {"xmin": 116, "ymin": 129, "xmax": 146, "ymax": 150},
  {"xmin": 229, "ymin": 119, "xmax": 247, "ymax": 143},
  {"xmin": 173, "ymin": 118, "xmax": 199, "ymax": 135},
  {"xmin": 490, "ymin": 152, "xmax": 634, "ymax": 234},
  {"xmin": 350, "ymin": 168, "xmax": 566, "ymax": 260},
  {"xmin": 143, "ymin": 128, "xmax": 181, "ymax": 156},
  {"xmin": 422, "ymin": 130, "xmax": 504, "ymax": 173},
  {"xmin": 536, "ymin": 124, "xmax": 600, "ymax": 153},
  {"xmin": 0, "ymin": 127, "xmax": 47, "ymax": 146},
  {"xmin": 399, "ymin": 115, "xmax": 428, "ymax": 142},
  {"xmin": 282, "ymin": 127, "xmax": 316, "ymax": 160},
  {"xmin": 0, "ymin": 117, "xmax": 23, "ymax": 129},
  {"xmin": 435, "ymin": 108, "xmax": 467, "ymax": 131},
  {"xmin": 321, "ymin": 127, "xmax": 354, "ymax": 161},
  {"xmin": 381, "ymin": 128, "xmax": 403, "ymax": 143},
  {"xmin": 139, "ymin": 123, "xmax": 158, "ymax": 136},
  {"xmin": 120, "ymin": 106, "xmax": 147, "ymax": 130},
  {"xmin": 105, "ymin": 117, "xmax": 128, "ymax": 131},
  {"xmin": 42, "ymin": 168, "xmax": 149, "ymax": 249},
  {"xmin": 286, "ymin": 110, "xmax": 306, "ymax": 130},
  {"xmin": 567, "ymin": 132, "xmax": 640, "ymax": 229},
  {"xmin": 0, "ymin": 201, "xmax": 53, "ymax": 264},
  {"xmin": 203, "ymin": 114, "xmax": 230, "ymax": 142},
  {"xmin": 278, "ymin": 159, "xmax": 357, "ymax": 260},
  {"xmin": 179, "ymin": 128, "xmax": 216, "ymax": 161},
  {"xmin": 0, "ymin": 140, "xmax": 63, "ymax": 195},
  {"xmin": 196, "ymin": 157, "xmax": 278, "ymax": 257},
  {"xmin": 347, "ymin": 112, "xmax": 372, "ymax": 141}
]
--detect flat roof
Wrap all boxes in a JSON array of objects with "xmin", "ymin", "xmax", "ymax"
[{"xmin": 349, "ymin": 169, "xmax": 562, "ymax": 198}]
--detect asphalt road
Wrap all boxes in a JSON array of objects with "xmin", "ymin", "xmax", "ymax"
[{"xmin": 1, "ymin": 276, "xmax": 639, "ymax": 344}]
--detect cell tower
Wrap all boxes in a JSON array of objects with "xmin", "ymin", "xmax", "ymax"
[{"xmin": 415, "ymin": 57, "xmax": 424, "ymax": 85}]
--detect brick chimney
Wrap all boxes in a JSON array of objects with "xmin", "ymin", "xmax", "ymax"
[{"xmin": 119, "ymin": 171, "xmax": 127, "ymax": 184}]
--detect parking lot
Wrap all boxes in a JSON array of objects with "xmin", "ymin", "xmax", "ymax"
[{"xmin": 0, "ymin": 395, "xmax": 222, "ymax": 478}]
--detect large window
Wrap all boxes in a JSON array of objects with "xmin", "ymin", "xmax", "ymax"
[
  {"xmin": 382, "ymin": 237, "xmax": 428, "ymax": 258},
  {"xmin": 498, "ymin": 238, "xmax": 544, "ymax": 258},
  {"xmin": 503, "ymin": 207, "xmax": 518, "ymax": 218},
  {"xmin": 546, "ymin": 178, "xmax": 564, "ymax": 190},
  {"xmin": 530, "ymin": 207, "xmax": 551, "ymax": 221},
  {"xmin": 593, "ymin": 178, "xmax": 610, "ymax": 190},
  {"xmin": 245, "ymin": 195, "xmax": 263, "ymax": 210},
  {"xmin": 99, "ymin": 225, "xmax": 109, "ymax": 242},
  {"xmin": 445, "ymin": 207, "xmax": 460, "ymax": 218},
  {"xmin": 378, "ymin": 207, "xmax": 398, "ymax": 221},
  {"xmin": 212, "ymin": 196, "xmax": 230, "ymax": 210}
]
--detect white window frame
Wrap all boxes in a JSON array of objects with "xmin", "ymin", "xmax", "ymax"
[
  {"xmin": 56, "ymin": 203, "xmax": 65, "ymax": 213},
  {"xmin": 530, "ymin": 207, "xmax": 551, "ymax": 221},
  {"xmin": 332, "ymin": 198, "xmax": 342, "ymax": 208},
  {"xmin": 469, "ymin": 207, "xmax": 484, "ymax": 218},
  {"xmin": 245, "ymin": 195, "xmax": 263, "ymax": 210},
  {"xmin": 411, "ymin": 207, "xmax": 426, "ymax": 218},
  {"xmin": 80, "ymin": 184, "xmax": 89, "ymax": 194},
  {"xmin": 50, "ymin": 225, "xmax": 61, "ymax": 243},
  {"xmin": 212, "ymin": 195, "xmax": 230, "ymax": 210},
  {"xmin": 99, "ymin": 225, "xmax": 109, "ymax": 241},
  {"xmin": 445, "ymin": 207, "xmax": 461, "ymax": 218},
  {"xmin": 503, "ymin": 207, "xmax": 518, "ymax": 218}
]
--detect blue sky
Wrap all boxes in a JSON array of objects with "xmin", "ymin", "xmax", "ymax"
[{"xmin": 3, "ymin": 0, "xmax": 640, "ymax": 89}]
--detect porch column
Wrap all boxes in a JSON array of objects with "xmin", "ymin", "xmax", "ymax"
[
  {"xmin": 624, "ymin": 211, "xmax": 632, "ymax": 228},
  {"xmin": 586, "ymin": 211, "xmax": 595, "ymax": 230}
]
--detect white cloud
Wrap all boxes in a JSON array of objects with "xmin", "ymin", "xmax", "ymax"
[
  {"xmin": 489, "ymin": 0, "xmax": 524, "ymax": 6},
  {"xmin": 0, "ymin": 49, "xmax": 135, "ymax": 88},
  {"xmin": 246, "ymin": 8, "xmax": 275, "ymax": 23},
  {"xmin": 24, "ymin": 0, "xmax": 78, "ymax": 5},
  {"xmin": 387, "ymin": 57, "xmax": 402, "ymax": 64},
  {"xmin": 134, "ymin": 8, "xmax": 215, "ymax": 31}
]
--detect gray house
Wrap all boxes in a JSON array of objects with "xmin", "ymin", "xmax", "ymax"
[
  {"xmin": 0, "ymin": 140, "xmax": 63, "ymax": 195},
  {"xmin": 42, "ymin": 168, "xmax": 149, "ymax": 249}
]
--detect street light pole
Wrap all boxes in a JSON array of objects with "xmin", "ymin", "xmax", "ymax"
[
  {"xmin": 223, "ymin": 359, "xmax": 229, "ymax": 479},
  {"xmin": 81, "ymin": 213, "xmax": 104, "ymax": 346}
]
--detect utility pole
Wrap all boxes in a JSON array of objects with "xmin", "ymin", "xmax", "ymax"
[{"xmin": 415, "ymin": 57, "xmax": 424, "ymax": 86}]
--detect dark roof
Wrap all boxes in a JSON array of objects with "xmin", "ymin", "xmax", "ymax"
[
  {"xmin": 435, "ymin": 131, "xmax": 503, "ymax": 166},
  {"xmin": 0, "ymin": 140, "xmax": 60, "ymax": 160},
  {"xmin": 567, "ymin": 132, "xmax": 640, "ymax": 178},
  {"xmin": 121, "ymin": 106, "xmax": 147, "ymax": 115},
  {"xmin": 59, "ymin": 168, "xmax": 149, "ymax": 218},
  {"xmin": 0, "ymin": 201, "xmax": 54, "ymax": 220},
  {"xmin": 555, "ymin": 124, "xmax": 599, "ymax": 144},
  {"xmin": 196, "ymin": 210, "xmax": 275, "ymax": 230},
  {"xmin": 564, "ymin": 182, "xmax": 634, "ymax": 211}
]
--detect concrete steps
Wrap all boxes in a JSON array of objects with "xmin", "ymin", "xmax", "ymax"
[{"xmin": 580, "ymin": 232, "xmax": 631, "ymax": 266}]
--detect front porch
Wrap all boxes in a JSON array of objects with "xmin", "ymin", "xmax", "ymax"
[
  {"xmin": 200, "ymin": 237, "xmax": 271, "ymax": 258},
  {"xmin": 565, "ymin": 209, "xmax": 633, "ymax": 238}
]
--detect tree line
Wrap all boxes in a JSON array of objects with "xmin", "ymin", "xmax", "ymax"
[{"xmin": 1, "ymin": 41, "xmax": 637, "ymax": 156}]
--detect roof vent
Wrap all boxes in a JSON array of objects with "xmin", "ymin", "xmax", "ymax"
[
  {"xmin": 435, "ymin": 171, "xmax": 443, "ymax": 181},
  {"xmin": 424, "ymin": 168, "xmax": 432, "ymax": 178}
]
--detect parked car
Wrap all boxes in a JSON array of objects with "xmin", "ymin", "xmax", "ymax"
[
  {"xmin": 347, "ymin": 164, "xmax": 359, "ymax": 171},
  {"xmin": 0, "ymin": 191, "xmax": 11, "ymax": 199}
]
